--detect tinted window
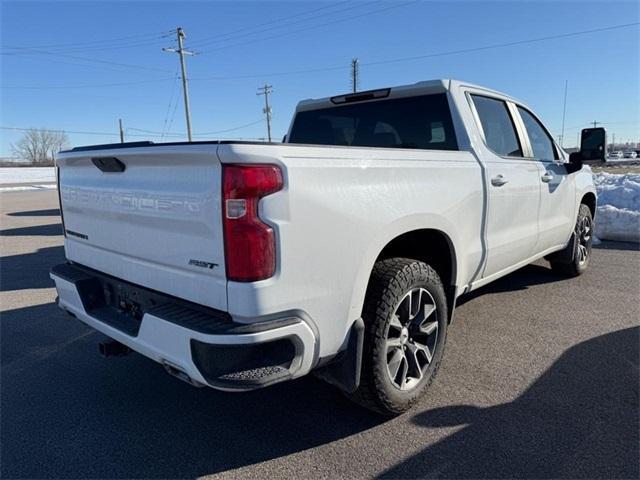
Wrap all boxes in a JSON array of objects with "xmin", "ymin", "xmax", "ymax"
[
  {"xmin": 471, "ymin": 95, "xmax": 522, "ymax": 157},
  {"xmin": 289, "ymin": 94, "xmax": 458, "ymax": 150},
  {"xmin": 517, "ymin": 107, "xmax": 557, "ymax": 160}
]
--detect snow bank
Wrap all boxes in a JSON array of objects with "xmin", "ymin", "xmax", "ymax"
[
  {"xmin": 593, "ymin": 172, "xmax": 640, "ymax": 243},
  {"xmin": 0, "ymin": 184, "xmax": 57, "ymax": 192},
  {"xmin": 0, "ymin": 167, "xmax": 56, "ymax": 184}
]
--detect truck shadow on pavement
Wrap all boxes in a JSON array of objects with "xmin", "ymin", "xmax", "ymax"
[
  {"xmin": 1, "ymin": 240, "xmax": 637, "ymax": 478},
  {"xmin": 0, "ymin": 246, "xmax": 65, "ymax": 291},
  {"xmin": 593, "ymin": 241, "xmax": 640, "ymax": 252},
  {"xmin": 0, "ymin": 223, "xmax": 63, "ymax": 237},
  {"xmin": 6, "ymin": 208, "xmax": 60, "ymax": 217},
  {"xmin": 457, "ymin": 264, "xmax": 565, "ymax": 305},
  {"xmin": 380, "ymin": 326, "xmax": 640, "ymax": 479},
  {"xmin": 2, "ymin": 305, "xmax": 637, "ymax": 479},
  {"xmin": 1, "ymin": 302, "xmax": 384, "ymax": 479}
]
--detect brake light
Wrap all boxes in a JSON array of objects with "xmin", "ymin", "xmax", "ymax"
[{"xmin": 222, "ymin": 164, "xmax": 283, "ymax": 282}]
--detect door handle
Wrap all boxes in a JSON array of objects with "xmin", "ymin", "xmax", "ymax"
[
  {"xmin": 491, "ymin": 174, "xmax": 508, "ymax": 187},
  {"xmin": 541, "ymin": 171, "xmax": 554, "ymax": 183}
]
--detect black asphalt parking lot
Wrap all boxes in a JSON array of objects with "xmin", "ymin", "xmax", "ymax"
[{"xmin": 1, "ymin": 190, "xmax": 638, "ymax": 479}]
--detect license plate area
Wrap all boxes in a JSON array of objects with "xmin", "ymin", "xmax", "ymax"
[{"xmin": 75, "ymin": 273, "xmax": 170, "ymax": 337}]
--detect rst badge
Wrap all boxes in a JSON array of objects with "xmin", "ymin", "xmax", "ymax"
[{"xmin": 188, "ymin": 259, "xmax": 218, "ymax": 270}]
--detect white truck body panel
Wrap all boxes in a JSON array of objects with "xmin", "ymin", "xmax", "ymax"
[
  {"xmin": 219, "ymin": 143, "xmax": 483, "ymax": 358},
  {"xmin": 51, "ymin": 78, "xmax": 597, "ymax": 391},
  {"xmin": 57, "ymin": 145, "xmax": 227, "ymax": 310}
]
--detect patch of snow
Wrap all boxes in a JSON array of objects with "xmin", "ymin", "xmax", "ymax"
[
  {"xmin": 593, "ymin": 172, "xmax": 640, "ymax": 243},
  {"xmin": 0, "ymin": 167, "xmax": 56, "ymax": 184},
  {"xmin": 0, "ymin": 184, "xmax": 57, "ymax": 192}
]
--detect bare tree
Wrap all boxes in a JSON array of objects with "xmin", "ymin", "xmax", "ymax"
[{"xmin": 11, "ymin": 128, "xmax": 69, "ymax": 166}]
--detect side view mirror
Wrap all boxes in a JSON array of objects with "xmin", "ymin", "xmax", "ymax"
[
  {"xmin": 579, "ymin": 127, "xmax": 607, "ymax": 161},
  {"xmin": 567, "ymin": 151, "xmax": 583, "ymax": 173},
  {"xmin": 566, "ymin": 127, "xmax": 606, "ymax": 173}
]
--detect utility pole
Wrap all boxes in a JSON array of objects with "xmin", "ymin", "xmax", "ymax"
[
  {"xmin": 118, "ymin": 118, "xmax": 124, "ymax": 143},
  {"xmin": 351, "ymin": 58, "xmax": 359, "ymax": 93},
  {"xmin": 163, "ymin": 27, "xmax": 195, "ymax": 141},
  {"xmin": 591, "ymin": 120, "xmax": 601, "ymax": 128},
  {"xmin": 257, "ymin": 84, "xmax": 273, "ymax": 142},
  {"xmin": 560, "ymin": 80, "xmax": 568, "ymax": 148}
]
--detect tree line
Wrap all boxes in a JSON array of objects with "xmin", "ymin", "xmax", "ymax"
[{"xmin": 11, "ymin": 128, "xmax": 70, "ymax": 166}]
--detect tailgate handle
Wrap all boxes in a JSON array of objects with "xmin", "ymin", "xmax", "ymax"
[{"xmin": 92, "ymin": 157, "xmax": 126, "ymax": 173}]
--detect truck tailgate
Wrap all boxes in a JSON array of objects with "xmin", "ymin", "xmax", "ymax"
[{"xmin": 56, "ymin": 144, "xmax": 227, "ymax": 310}]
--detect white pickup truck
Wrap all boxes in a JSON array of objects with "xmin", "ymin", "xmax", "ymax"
[{"xmin": 51, "ymin": 79, "xmax": 602, "ymax": 415}]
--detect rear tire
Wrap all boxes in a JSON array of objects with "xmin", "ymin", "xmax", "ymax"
[
  {"xmin": 550, "ymin": 204, "xmax": 593, "ymax": 277},
  {"xmin": 349, "ymin": 258, "xmax": 448, "ymax": 416}
]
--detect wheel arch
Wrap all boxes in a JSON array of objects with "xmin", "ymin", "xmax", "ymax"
[
  {"xmin": 375, "ymin": 229, "xmax": 457, "ymax": 295},
  {"xmin": 349, "ymin": 226, "xmax": 459, "ymax": 326},
  {"xmin": 325, "ymin": 227, "xmax": 459, "ymax": 396}
]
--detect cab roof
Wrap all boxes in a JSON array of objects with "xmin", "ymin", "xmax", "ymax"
[{"xmin": 294, "ymin": 79, "xmax": 526, "ymax": 112}]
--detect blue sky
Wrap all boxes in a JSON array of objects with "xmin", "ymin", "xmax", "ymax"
[{"xmin": 1, "ymin": 0, "xmax": 638, "ymax": 156}]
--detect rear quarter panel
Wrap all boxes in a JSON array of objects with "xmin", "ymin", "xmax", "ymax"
[{"xmin": 218, "ymin": 143, "xmax": 483, "ymax": 359}]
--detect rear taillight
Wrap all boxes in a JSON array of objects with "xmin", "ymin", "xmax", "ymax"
[{"xmin": 222, "ymin": 164, "xmax": 283, "ymax": 282}]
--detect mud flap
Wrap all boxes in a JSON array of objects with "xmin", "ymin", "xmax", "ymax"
[
  {"xmin": 314, "ymin": 318, "xmax": 364, "ymax": 394},
  {"xmin": 545, "ymin": 233, "xmax": 577, "ymax": 264}
]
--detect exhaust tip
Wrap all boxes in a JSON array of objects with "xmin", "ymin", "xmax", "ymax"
[{"xmin": 162, "ymin": 360, "xmax": 205, "ymax": 388}]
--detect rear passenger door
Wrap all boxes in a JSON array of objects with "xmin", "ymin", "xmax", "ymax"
[{"xmin": 469, "ymin": 94, "xmax": 541, "ymax": 278}]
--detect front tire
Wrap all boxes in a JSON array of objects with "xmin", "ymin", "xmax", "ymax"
[
  {"xmin": 349, "ymin": 258, "xmax": 448, "ymax": 416},
  {"xmin": 550, "ymin": 204, "xmax": 593, "ymax": 277}
]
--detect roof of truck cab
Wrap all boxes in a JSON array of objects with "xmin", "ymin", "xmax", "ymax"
[{"xmin": 294, "ymin": 79, "xmax": 526, "ymax": 112}]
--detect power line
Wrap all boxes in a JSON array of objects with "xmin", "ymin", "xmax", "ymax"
[
  {"xmin": 1, "ymin": 78, "xmax": 175, "ymax": 90},
  {"xmin": 198, "ymin": 1, "xmax": 418, "ymax": 53},
  {"xmin": 361, "ymin": 22, "xmax": 640, "ymax": 68},
  {"xmin": 2, "ymin": 4, "xmax": 369, "ymax": 56},
  {"xmin": 2, "ymin": 46, "xmax": 173, "ymax": 73},
  {"xmin": 1, "ymin": 30, "xmax": 174, "ymax": 50},
  {"xmin": 196, "ymin": 119, "xmax": 265, "ymax": 135},
  {"xmin": 190, "ymin": 2, "xmax": 377, "ymax": 49},
  {"xmin": 160, "ymin": 68, "xmax": 181, "ymax": 141},
  {"xmin": 164, "ymin": 99, "xmax": 181, "ymax": 139},
  {"xmin": 191, "ymin": 22, "xmax": 639, "ymax": 80},
  {"xmin": 3, "ymin": 22, "xmax": 637, "ymax": 90},
  {"xmin": 188, "ymin": 64, "xmax": 345, "ymax": 82},
  {"xmin": 1, "ymin": 50, "xmax": 175, "ymax": 77},
  {"xmin": 129, "ymin": 119, "xmax": 265, "ymax": 137},
  {"xmin": 188, "ymin": 2, "xmax": 352, "ymax": 47},
  {"xmin": 2, "ymin": 36, "xmax": 171, "ymax": 55},
  {"xmin": 1, "ymin": 126, "xmax": 120, "ymax": 137},
  {"xmin": 2, "ymin": 119, "xmax": 267, "ymax": 139},
  {"xmin": 31, "ymin": 36, "xmax": 173, "ymax": 54}
]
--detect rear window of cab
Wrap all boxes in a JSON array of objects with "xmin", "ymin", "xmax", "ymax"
[{"xmin": 289, "ymin": 93, "xmax": 458, "ymax": 151}]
